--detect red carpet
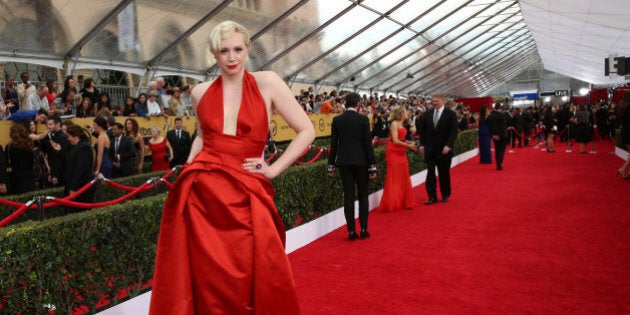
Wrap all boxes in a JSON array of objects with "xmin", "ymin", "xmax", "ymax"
[{"xmin": 289, "ymin": 140, "xmax": 630, "ymax": 314}]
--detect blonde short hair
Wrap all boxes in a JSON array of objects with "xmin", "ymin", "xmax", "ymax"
[
  {"xmin": 208, "ymin": 21, "xmax": 251, "ymax": 54},
  {"xmin": 389, "ymin": 106, "xmax": 407, "ymax": 122},
  {"xmin": 151, "ymin": 126, "xmax": 161, "ymax": 134}
]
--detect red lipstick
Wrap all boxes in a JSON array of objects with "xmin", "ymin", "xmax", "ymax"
[{"xmin": 227, "ymin": 65, "xmax": 237, "ymax": 69}]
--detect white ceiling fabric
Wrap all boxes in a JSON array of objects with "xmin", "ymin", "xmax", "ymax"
[{"xmin": 520, "ymin": 0, "xmax": 630, "ymax": 84}]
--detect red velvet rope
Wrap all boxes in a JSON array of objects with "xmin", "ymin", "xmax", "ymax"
[
  {"xmin": 294, "ymin": 149, "xmax": 325, "ymax": 165},
  {"xmin": 0, "ymin": 198, "xmax": 24, "ymax": 208},
  {"xmin": 63, "ymin": 181, "xmax": 96, "ymax": 201},
  {"xmin": 556, "ymin": 125, "xmax": 569, "ymax": 137},
  {"xmin": 46, "ymin": 182, "xmax": 153, "ymax": 209},
  {"xmin": 507, "ymin": 127, "xmax": 525, "ymax": 140},
  {"xmin": 265, "ymin": 151, "xmax": 278, "ymax": 163},
  {"xmin": 0, "ymin": 203, "xmax": 33, "ymax": 227},
  {"xmin": 105, "ymin": 180, "xmax": 138, "ymax": 192},
  {"xmin": 0, "ymin": 167, "xmax": 180, "ymax": 227}
]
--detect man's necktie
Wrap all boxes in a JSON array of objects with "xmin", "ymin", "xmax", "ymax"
[{"xmin": 433, "ymin": 109, "xmax": 439, "ymax": 126}]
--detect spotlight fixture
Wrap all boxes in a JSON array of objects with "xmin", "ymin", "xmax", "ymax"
[
  {"xmin": 406, "ymin": 72, "xmax": 414, "ymax": 79},
  {"xmin": 349, "ymin": 76, "xmax": 355, "ymax": 82}
]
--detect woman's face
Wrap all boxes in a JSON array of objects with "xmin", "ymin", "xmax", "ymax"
[
  {"xmin": 101, "ymin": 94, "xmax": 108, "ymax": 102},
  {"xmin": 125, "ymin": 120, "xmax": 133, "ymax": 132},
  {"xmin": 139, "ymin": 95, "xmax": 147, "ymax": 103},
  {"xmin": 29, "ymin": 121, "xmax": 36, "ymax": 133},
  {"xmin": 7, "ymin": 76, "xmax": 14, "ymax": 86},
  {"xmin": 214, "ymin": 32, "xmax": 249, "ymax": 75},
  {"xmin": 67, "ymin": 134, "xmax": 78, "ymax": 145},
  {"xmin": 66, "ymin": 92, "xmax": 75, "ymax": 102},
  {"xmin": 68, "ymin": 79, "xmax": 75, "ymax": 89},
  {"xmin": 82, "ymin": 100, "xmax": 90, "ymax": 109},
  {"xmin": 151, "ymin": 129, "xmax": 159, "ymax": 137},
  {"xmin": 126, "ymin": 98, "xmax": 134, "ymax": 106}
]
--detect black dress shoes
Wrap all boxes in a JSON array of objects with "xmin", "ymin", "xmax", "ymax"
[
  {"xmin": 348, "ymin": 231, "xmax": 358, "ymax": 241},
  {"xmin": 424, "ymin": 198, "xmax": 438, "ymax": 205},
  {"xmin": 441, "ymin": 196, "xmax": 449, "ymax": 202},
  {"xmin": 360, "ymin": 229, "xmax": 371, "ymax": 239}
]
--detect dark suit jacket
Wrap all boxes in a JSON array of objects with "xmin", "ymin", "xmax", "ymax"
[
  {"xmin": 328, "ymin": 110, "xmax": 376, "ymax": 168},
  {"xmin": 64, "ymin": 141, "xmax": 94, "ymax": 192},
  {"xmin": 419, "ymin": 107, "xmax": 458, "ymax": 158},
  {"xmin": 166, "ymin": 129, "xmax": 192, "ymax": 166},
  {"xmin": 488, "ymin": 110, "xmax": 508, "ymax": 139},
  {"xmin": 458, "ymin": 117, "xmax": 469, "ymax": 131},
  {"xmin": 110, "ymin": 136, "xmax": 136, "ymax": 176},
  {"xmin": 42, "ymin": 130, "xmax": 70, "ymax": 181},
  {"xmin": 0, "ymin": 145, "xmax": 7, "ymax": 186}
]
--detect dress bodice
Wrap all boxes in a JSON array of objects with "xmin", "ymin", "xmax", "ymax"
[{"xmin": 195, "ymin": 71, "xmax": 269, "ymax": 163}]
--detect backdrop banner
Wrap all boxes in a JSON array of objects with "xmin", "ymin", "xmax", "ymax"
[{"xmin": 1, "ymin": 113, "xmax": 337, "ymax": 147}]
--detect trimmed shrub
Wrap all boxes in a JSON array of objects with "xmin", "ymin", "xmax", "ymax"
[{"xmin": 0, "ymin": 130, "xmax": 477, "ymax": 313}]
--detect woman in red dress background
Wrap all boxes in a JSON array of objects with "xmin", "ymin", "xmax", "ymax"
[
  {"xmin": 149, "ymin": 21, "xmax": 315, "ymax": 314},
  {"xmin": 146, "ymin": 127, "xmax": 173, "ymax": 172},
  {"xmin": 378, "ymin": 106, "xmax": 418, "ymax": 212}
]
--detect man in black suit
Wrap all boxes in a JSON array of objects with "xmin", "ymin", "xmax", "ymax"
[
  {"xmin": 328, "ymin": 93, "xmax": 377, "ymax": 241},
  {"xmin": 457, "ymin": 109, "xmax": 469, "ymax": 131},
  {"xmin": 110, "ymin": 123, "xmax": 136, "ymax": 178},
  {"xmin": 522, "ymin": 107, "xmax": 534, "ymax": 146},
  {"xmin": 42, "ymin": 115, "xmax": 70, "ymax": 187},
  {"xmin": 166, "ymin": 117, "xmax": 192, "ymax": 167},
  {"xmin": 419, "ymin": 93, "xmax": 458, "ymax": 205},
  {"xmin": 488, "ymin": 103, "xmax": 508, "ymax": 170}
]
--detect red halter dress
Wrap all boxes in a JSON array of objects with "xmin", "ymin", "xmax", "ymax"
[{"xmin": 150, "ymin": 72, "xmax": 300, "ymax": 314}]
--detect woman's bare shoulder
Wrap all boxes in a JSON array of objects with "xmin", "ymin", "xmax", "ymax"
[{"xmin": 191, "ymin": 80, "xmax": 216, "ymax": 103}]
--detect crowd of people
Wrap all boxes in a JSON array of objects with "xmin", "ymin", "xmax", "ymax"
[
  {"xmin": 0, "ymin": 114, "xmax": 192, "ymax": 198},
  {"xmin": 1, "ymin": 73, "xmax": 194, "ymax": 120}
]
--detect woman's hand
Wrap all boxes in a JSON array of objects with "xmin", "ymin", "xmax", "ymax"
[{"xmin": 242, "ymin": 157, "xmax": 277, "ymax": 179}]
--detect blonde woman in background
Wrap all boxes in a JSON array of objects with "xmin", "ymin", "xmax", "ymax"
[{"xmin": 378, "ymin": 106, "xmax": 417, "ymax": 212}]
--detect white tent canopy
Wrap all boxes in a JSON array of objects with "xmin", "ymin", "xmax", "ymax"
[
  {"xmin": 0, "ymin": 0, "xmax": 625, "ymax": 96},
  {"xmin": 520, "ymin": 0, "xmax": 630, "ymax": 85}
]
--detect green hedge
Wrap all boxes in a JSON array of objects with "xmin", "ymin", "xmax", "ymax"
[
  {"xmin": 0, "ymin": 170, "xmax": 174, "ymax": 226},
  {"xmin": 0, "ymin": 194, "xmax": 164, "ymax": 313},
  {"xmin": 0, "ymin": 130, "xmax": 477, "ymax": 314}
]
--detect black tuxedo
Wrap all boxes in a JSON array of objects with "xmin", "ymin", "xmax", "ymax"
[
  {"xmin": 0, "ymin": 145, "xmax": 7, "ymax": 193},
  {"xmin": 64, "ymin": 141, "xmax": 94, "ymax": 212},
  {"xmin": 419, "ymin": 107, "xmax": 458, "ymax": 200},
  {"xmin": 328, "ymin": 109, "xmax": 376, "ymax": 233},
  {"xmin": 110, "ymin": 135, "xmax": 136, "ymax": 178},
  {"xmin": 488, "ymin": 110, "xmax": 508, "ymax": 169},
  {"xmin": 166, "ymin": 128, "xmax": 192, "ymax": 167},
  {"xmin": 42, "ymin": 130, "xmax": 70, "ymax": 186}
]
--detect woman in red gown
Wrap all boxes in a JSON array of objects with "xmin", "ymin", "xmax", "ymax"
[
  {"xmin": 378, "ymin": 107, "xmax": 418, "ymax": 212},
  {"xmin": 146, "ymin": 127, "xmax": 173, "ymax": 172},
  {"xmin": 149, "ymin": 21, "xmax": 315, "ymax": 314}
]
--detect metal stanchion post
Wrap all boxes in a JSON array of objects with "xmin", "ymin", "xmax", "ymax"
[
  {"xmin": 590, "ymin": 124, "xmax": 597, "ymax": 154},
  {"xmin": 565, "ymin": 124, "xmax": 572, "ymax": 153},
  {"xmin": 36, "ymin": 196, "xmax": 45, "ymax": 221}
]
